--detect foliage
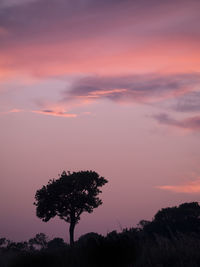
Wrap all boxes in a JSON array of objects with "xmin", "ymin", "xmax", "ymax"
[
  {"xmin": 34, "ymin": 170, "xmax": 108, "ymax": 223},
  {"xmin": 28, "ymin": 233, "xmax": 48, "ymax": 250},
  {"xmin": 2, "ymin": 202, "xmax": 200, "ymax": 266},
  {"xmin": 34, "ymin": 170, "xmax": 108, "ymax": 245},
  {"xmin": 0, "ymin": 238, "xmax": 10, "ymax": 248},
  {"xmin": 47, "ymin": 238, "xmax": 66, "ymax": 250},
  {"xmin": 143, "ymin": 202, "xmax": 200, "ymax": 237}
]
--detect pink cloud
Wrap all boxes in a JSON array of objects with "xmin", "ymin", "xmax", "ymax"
[
  {"xmin": 32, "ymin": 109, "xmax": 77, "ymax": 118},
  {"xmin": 88, "ymin": 89, "xmax": 127, "ymax": 98},
  {"xmin": 1, "ymin": 0, "xmax": 200, "ymax": 79},
  {"xmin": 0, "ymin": 107, "xmax": 77, "ymax": 118},
  {"xmin": 1, "ymin": 38, "xmax": 200, "ymax": 79},
  {"xmin": 0, "ymin": 108, "xmax": 24, "ymax": 114},
  {"xmin": 65, "ymin": 73, "xmax": 200, "ymax": 105},
  {"xmin": 157, "ymin": 178, "xmax": 200, "ymax": 193},
  {"xmin": 76, "ymin": 89, "xmax": 128, "ymax": 100},
  {"xmin": 9, "ymin": 108, "xmax": 24, "ymax": 113}
]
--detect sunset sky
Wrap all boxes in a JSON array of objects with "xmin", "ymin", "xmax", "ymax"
[{"xmin": 1, "ymin": 0, "xmax": 200, "ymax": 242}]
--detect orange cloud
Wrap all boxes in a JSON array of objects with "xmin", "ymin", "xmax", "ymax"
[
  {"xmin": 32, "ymin": 109, "xmax": 77, "ymax": 118},
  {"xmin": 1, "ymin": 39, "xmax": 200, "ymax": 79},
  {"xmin": 0, "ymin": 109, "xmax": 24, "ymax": 114},
  {"xmin": 157, "ymin": 178, "xmax": 200, "ymax": 193},
  {"xmin": 9, "ymin": 109, "xmax": 24, "ymax": 113},
  {"xmin": 0, "ymin": 107, "xmax": 77, "ymax": 118}
]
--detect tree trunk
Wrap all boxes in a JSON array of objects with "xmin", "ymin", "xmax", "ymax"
[{"xmin": 69, "ymin": 221, "xmax": 75, "ymax": 246}]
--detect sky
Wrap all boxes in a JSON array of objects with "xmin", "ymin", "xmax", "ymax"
[{"xmin": 1, "ymin": 0, "xmax": 200, "ymax": 243}]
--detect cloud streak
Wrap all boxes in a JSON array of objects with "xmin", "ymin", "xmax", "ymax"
[
  {"xmin": 157, "ymin": 178, "xmax": 200, "ymax": 193},
  {"xmin": 2, "ymin": 72, "xmax": 200, "ymax": 121},
  {"xmin": 0, "ymin": 108, "xmax": 25, "ymax": 115},
  {"xmin": 32, "ymin": 109, "xmax": 77, "ymax": 118},
  {"xmin": 154, "ymin": 113, "xmax": 200, "ymax": 131},
  {"xmin": 0, "ymin": 107, "xmax": 77, "ymax": 118},
  {"xmin": 64, "ymin": 73, "xmax": 200, "ymax": 105}
]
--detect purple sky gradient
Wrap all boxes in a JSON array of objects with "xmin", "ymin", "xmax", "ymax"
[{"xmin": 1, "ymin": 0, "xmax": 200, "ymax": 242}]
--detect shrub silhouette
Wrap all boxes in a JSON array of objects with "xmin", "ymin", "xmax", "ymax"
[
  {"xmin": 34, "ymin": 170, "xmax": 108, "ymax": 245},
  {"xmin": 76, "ymin": 230, "xmax": 136, "ymax": 267},
  {"xmin": 143, "ymin": 202, "xmax": 200, "ymax": 237},
  {"xmin": 28, "ymin": 233, "xmax": 48, "ymax": 250},
  {"xmin": 47, "ymin": 238, "xmax": 66, "ymax": 250},
  {"xmin": 6, "ymin": 201, "xmax": 200, "ymax": 267}
]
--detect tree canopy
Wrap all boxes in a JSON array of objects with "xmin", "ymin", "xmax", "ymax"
[
  {"xmin": 142, "ymin": 202, "xmax": 200, "ymax": 237},
  {"xmin": 34, "ymin": 170, "xmax": 108, "ymax": 245}
]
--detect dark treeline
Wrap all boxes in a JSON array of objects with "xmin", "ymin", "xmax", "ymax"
[{"xmin": 2, "ymin": 202, "xmax": 200, "ymax": 267}]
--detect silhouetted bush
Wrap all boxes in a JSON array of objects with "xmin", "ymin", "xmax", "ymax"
[
  {"xmin": 47, "ymin": 238, "xmax": 67, "ymax": 250},
  {"xmin": 3, "ymin": 202, "xmax": 200, "ymax": 267},
  {"xmin": 142, "ymin": 202, "xmax": 200, "ymax": 239}
]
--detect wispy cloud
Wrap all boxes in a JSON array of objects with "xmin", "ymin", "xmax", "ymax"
[
  {"xmin": 81, "ymin": 89, "xmax": 128, "ymax": 99},
  {"xmin": 172, "ymin": 92, "xmax": 200, "ymax": 113},
  {"xmin": 9, "ymin": 108, "xmax": 24, "ymax": 113},
  {"xmin": 64, "ymin": 73, "xmax": 200, "ymax": 105},
  {"xmin": 27, "ymin": 73, "xmax": 200, "ymax": 119},
  {"xmin": 154, "ymin": 113, "xmax": 200, "ymax": 131},
  {"xmin": 2, "ymin": 72, "xmax": 200, "ymax": 120},
  {"xmin": 157, "ymin": 178, "xmax": 200, "ymax": 193},
  {"xmin": 32, "ymin": 109, "xmax": 77, "ymax": 118},
  {"xmin": 0, "ymin": 107, "xmax": 77, "ymax": 118},
  {"xmin": 0, "ymin": 108, "xmax": 24, "ymax": 114}
]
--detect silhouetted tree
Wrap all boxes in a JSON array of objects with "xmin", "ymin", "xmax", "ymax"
[
  {"xmin": 143, "ymin": 202, "xmax": 200, "ymax": 237},
  {"xmin": 34, "ymin": 170, "xmax": 108, "ymax": 245}
]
